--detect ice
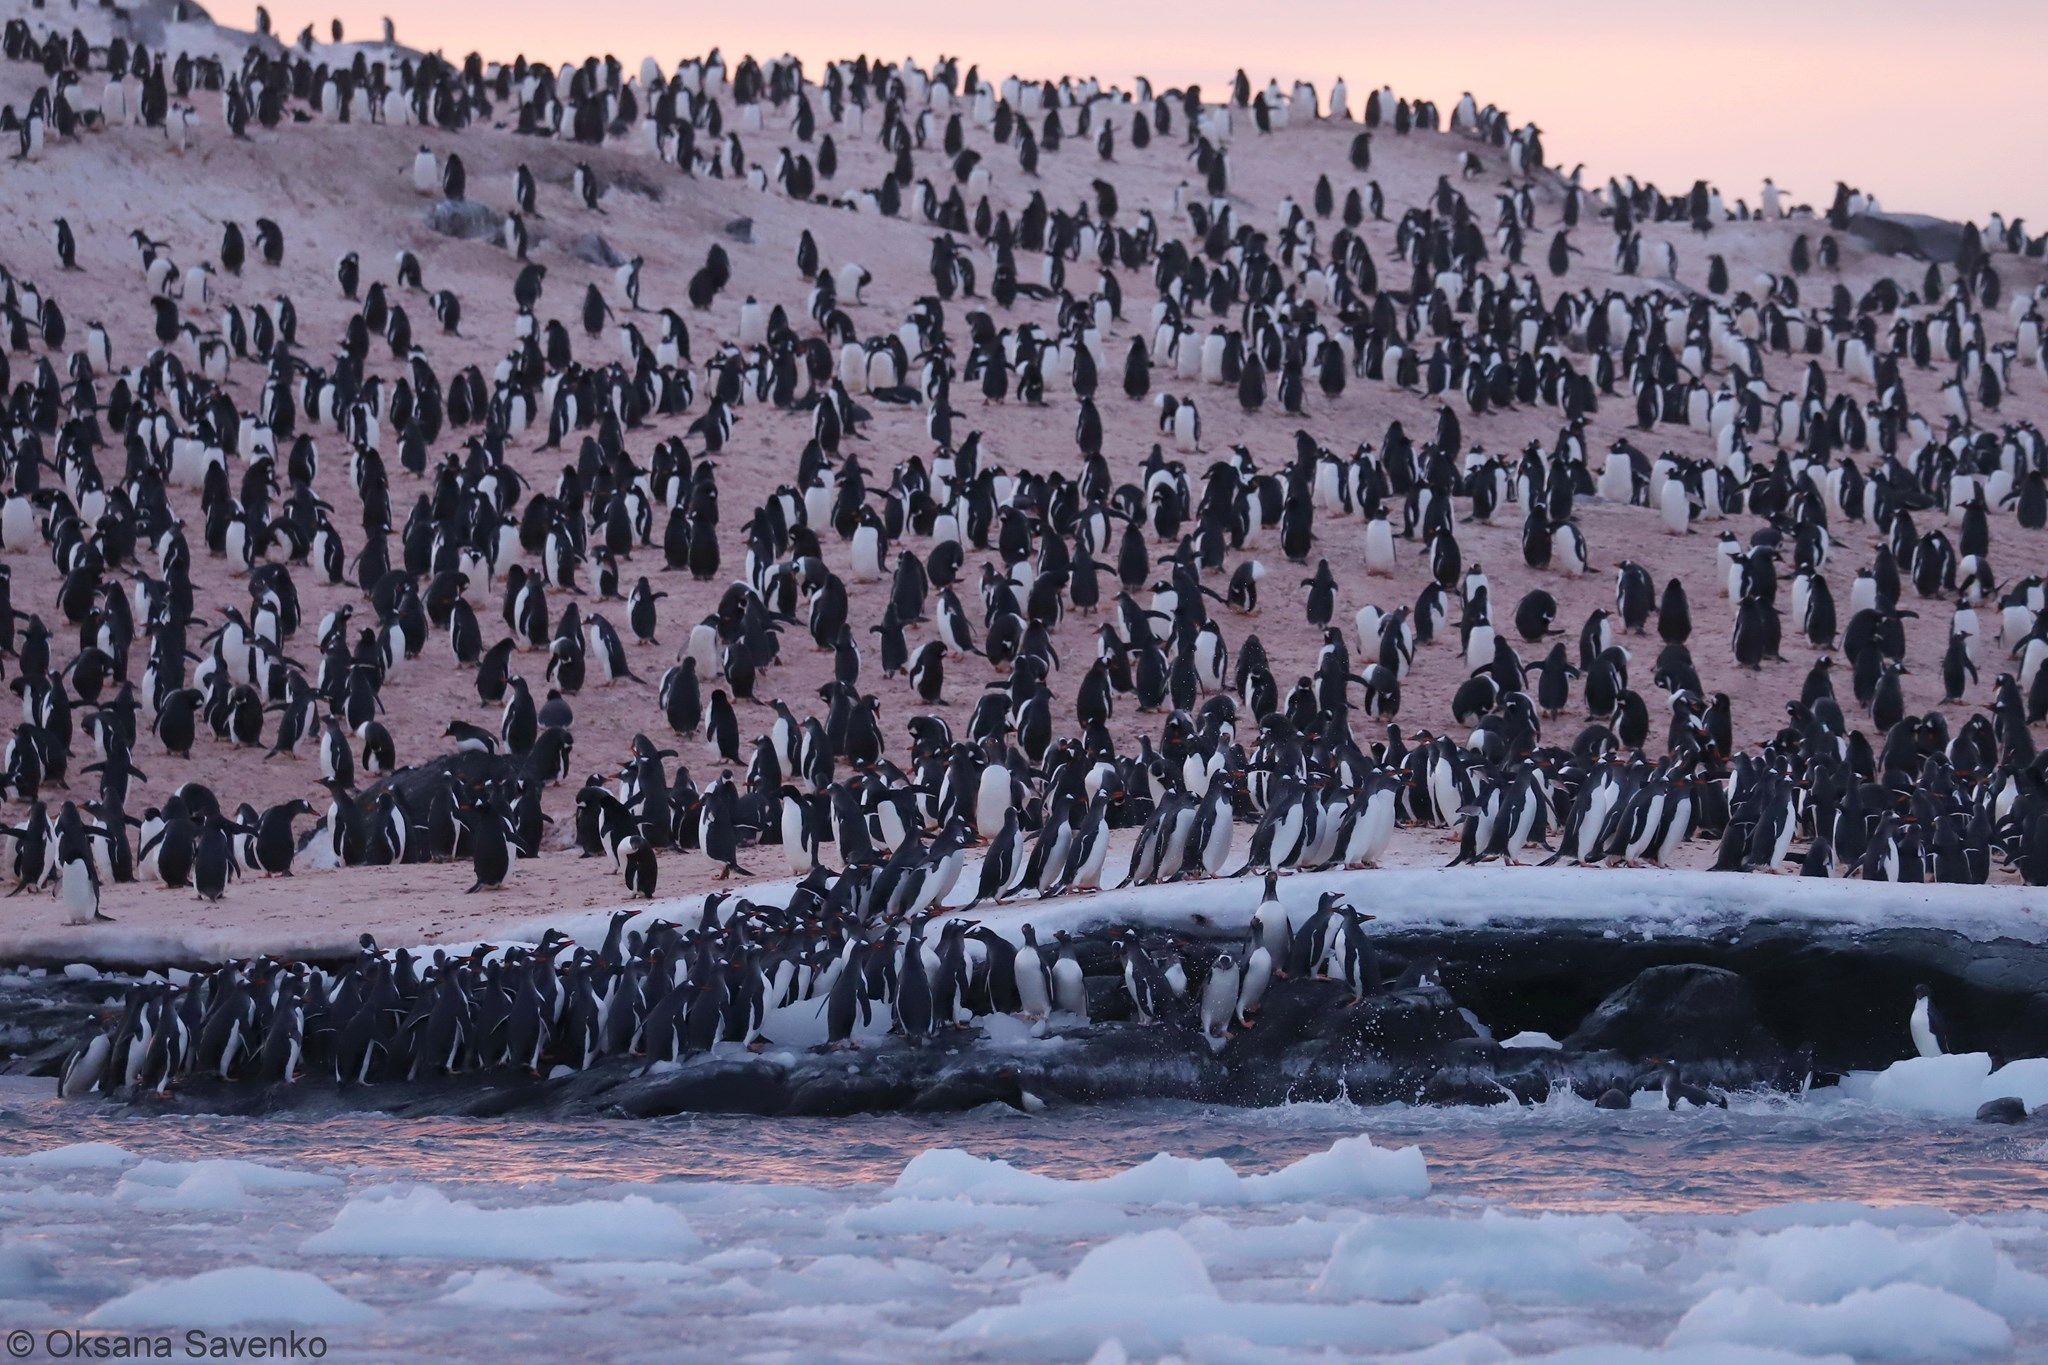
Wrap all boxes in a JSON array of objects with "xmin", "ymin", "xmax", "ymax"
[
  {"xmin": 1985, "ymin": 1058, "xmax": 2048, "ymax": 1110},
  {"xmin": 87, "ymin": 1267, "xmax": 379, "ymax": 1328},
  {"xmin": 944, "ymin": 1229, "xmax": 1488, "ymax": 1353},
  {"xmin": 302, "ymin": 1186, "xmax": 701, "ymax": 1260},
  {"xmin": 1315, "ymin": 1210, "xmax": 1649, "ymax": 1301},
  {"xmin": 893, "ymin": 1134, "xmax": 1428, "ymax": 1205},
  {"xmin": 1707, "ymin": 1222, "xmax": 2048, "ymax": 1318},
  {"xmin": 115, "ymin": 1164, "xmax": 255, "ymax": 1213},
  {"xmin": 1668, "ymin": 1283, "xmax": 2011, "ymax": 1357},
  {"xmin": 1, "ymin": 1142, "xmax": 136, "ymax": 1171},
  {"xmin": 61, "ymin": 963, "xmax": 99, "ymax": 980},
  {"xmin": 0, "ymin": 1242, "xmax": 63, "ymax": 1298},
  {"xmin": 1500, "ymin": 1031, "xmax": 1564, "ymax": 1050},
  {"xmin": 120, "ymin": 1157, "xmax": 335, "ymax": 1191},
  {"xmin": 1838, "ymin": 1053, "xmax": 2048, "ymax": 1118},
  {"xmin": 844, "ymin": 1196, "xmax": 1143, "ymax": 1238},
  {"xmin": 121, "ymin": 1157, "xmax": 340, "ymax": 1195},
  {"xmin": 437, "ymin": 1267, "xmax": 581, "ymax": 1309}
]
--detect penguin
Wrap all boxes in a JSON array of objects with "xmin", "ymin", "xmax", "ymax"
[
  {"xmin": 1908, "ymin": 983, "xmax": 1950, "ymax": 1058},
  {"xmin": 1199, "ymin": 951, "xmax": 1239, "ymax": 1052}
]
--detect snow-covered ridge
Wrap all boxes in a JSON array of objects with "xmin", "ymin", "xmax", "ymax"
[{"xmin": 0, "ymin": 862, "xmax": 2038, "ymax": 971}]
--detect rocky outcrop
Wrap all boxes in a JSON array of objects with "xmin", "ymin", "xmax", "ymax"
[{"xmin": 425, "ymin": 199, "xmax": 508, "ymax": 242}]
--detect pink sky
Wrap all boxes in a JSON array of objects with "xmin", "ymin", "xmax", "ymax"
[{"xmin": 273, "ymin": 1, "xmax": 2046, "ymax": 224}]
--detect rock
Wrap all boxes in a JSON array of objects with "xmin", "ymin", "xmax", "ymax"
[
  {"xmin": 562, "ymin": 233, "xmax": 627, "ymax": 269},
  {"xmin": 1844, "ymin": 211, "xmax": 1968, "ymax": 263},
  {"xmin": 1976, "ymin": 1096, "xmax": 2029, "ymax": 1125},
  {"xmin": 1564, "ymin": 964, "xmax": 1787, "ymax": 1066},
  {"xmin": 722, "ymin": 217, "xmax": 754, "ymax": 243},
  {"xmin": 1595, "ymin": 1087, "xmax": 1632, "ymax": 1110},
  {"xmin": 424, "ymin": 199, "xmax": 507, "ymax": 242}
]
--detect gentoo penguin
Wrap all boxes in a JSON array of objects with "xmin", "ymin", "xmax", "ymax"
[
  {"xmin": 60, "ymin": 847, "xmax": 113, "ymax": 924},
  {"xmin": 1199, "ymin": 952, "xmax": 1240, "ymax": 1052},
  {"xmin": 1013, "ymin": 924, "xmax": 1053, "ymax": 1020},
  {"xmin": 1642, "ymin": 1058, "xmax": 1728, "ymax": 1111}
]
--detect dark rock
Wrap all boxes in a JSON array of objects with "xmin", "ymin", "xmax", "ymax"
[
  {"xmin": 1564, "ymin": 964, "xmax": 1787, "ymax": 1066},
  {"xmin": 722, "ymin": 217, "xmax": 754, "ymax": 243},
  {"xmin": 1977, "ymin": 1096, "xmax": 2029, "ymax": 1125},
  {"xmin": 562, "ymin": 233, "xmax": 627, "ymax": 269},
  {"xmin": 1844, "ymin": 211, "xmax": 1968, "ymax": 263},
  {"xmin": 1595, "ymin": 1087, "xmax": 1632, "ymax": 1110},
  {"xmin": 424, "ymin": 199, "xmax": 507, "ymax": 242}
]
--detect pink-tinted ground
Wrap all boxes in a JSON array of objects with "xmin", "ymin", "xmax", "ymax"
[{"xmin": 1, "ymin": 0, "xmax": 2044, "ymax": 961}]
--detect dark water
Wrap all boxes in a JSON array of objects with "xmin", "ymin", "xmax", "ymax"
[{"xmin": 5, "ymin": 1080, "xmax": 2044, "ymax": 1215}]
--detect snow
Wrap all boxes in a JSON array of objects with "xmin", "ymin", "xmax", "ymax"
[
  {"xmin": 87, "ymin": 1267, "xmax": 379, "ymax": 1328},
  {"xmin": 486, "ymin": 864, "xmax": 2048, "ymax": 965},
  {"xmin": 302, "ymin": 1186, "xmax": 702, "ymax": 1260},
  {"xmin": 1838, "ymin": 1053, "xmax": 2048, "ymax": 1117},
  {"xmin": 1667, "ymin": 1283, "xmax": 2013, "ymax": 1358},
  {"xmin": 1315, "ymin": 1210, "xmax": 1649, "ymax": 1301},
  {"xmin": 11, "ymin": 860, "xmax": 2044, "ymax": 972},
  {"xmin": 1704, "ymin": 1222, "xmax": 2048, "ymax": 1319},
  {"xmin": 893, "ymin": 1134, "xmax": 1429, "ymax": 1206}
]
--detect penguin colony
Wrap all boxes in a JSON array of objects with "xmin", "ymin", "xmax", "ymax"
[
  {"xmin": 2, "ymin": 2, "xmax": 2048, "ymax": 973},
  {"xmin": 57, "ymin": 878, "xmax": 1412, "ymax": 1091}
]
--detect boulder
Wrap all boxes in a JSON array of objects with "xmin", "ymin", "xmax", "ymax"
[
  {"xmin": 1844, "ymin": 212, "xmax": 1969, "ymax": 263},
  {"xmin": 562, "ymin": 232, "xmax": 627, "ymax": 269},
  {"xmin": 424, "ymin": 199, "xmax": 507, "ymax": 242},
  {"xmin": 1564, "ymin": 964, "xmax": 1786, "ymax": 1066},
  {"xmin": 1976, "ymin": 1096, "xmax": 2029, "ymax": 1125}
]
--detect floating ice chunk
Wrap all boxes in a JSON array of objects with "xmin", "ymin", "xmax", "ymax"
[
  {"xmin": 1840, "ymin": 1054, "xmax": 1994, "ymax": 1117},
  {"xmin": 944, "ymin": 1229, "xmax": 1485, "ymax": 1354},
  {"xmin": 1984, "ymin": 1058, "xmax": 2048, "ymax": 1111},
  {"xmin": 438, "ymin": 1267, "xmax": 580, "ymax": 1309},
  {"xmin": 1735, "ymin": 1202, "xmax": 1955, "ymax": 1231},
  {"xmin": 116, "ymin": 1165, "xmax": 254, "ymax": 1213},
  {"xmin": 844, "ymin": 1196, "xmax": 1140, "ymax": 1239},
  {"xmin": 121, "ymin": 1157, "xmax": 339, "ymax": 1194},
  {"xmin": 0, "ymin": 1241, "xmax": 63, "ymax": 1298},
  {"xmin": 62, "ymin": 963, "xmax": 99, "ymax": 980},
  {"xmin": 1668, "ymin": 1283, "xmax": 2010, "ymax": 1358},
  {"xmin": 1315, "ymin": 1210, "xmax": 1647, "ymax": 1302},
  {"xmin": 303, "ymin": 1186, "xmax": 700, "ymax": 1261},
  {"xmin": 87, "ymin": 1267, "xmax": 377, "ymax": 1328},
  {"xmin": 549, "ymin": 1260, "xmax": 704, "ymax": 1285},
  {"xmin": 2, "ymin": 1142, "xmax": 135, "ymax": 1171},
  {"xmin": 1500, "ymin": 1031, "xmax": 1563, "ymax": 1050},
  {"xmin": 1710, "ymin": 1222, "xmax": 2048, "ymax": 1319},
  {"xmin": 700, "ymin": 1247, "xmax": 781, "ymax": 1272},
  {"xmin": 894, "ymin": 1134, "xmax": 1428, "ymax": 1206}
]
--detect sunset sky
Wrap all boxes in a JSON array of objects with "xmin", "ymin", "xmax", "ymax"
[{"xmin": 270, "ymin": 1, "xmax": 2046, "ymax": 224}]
